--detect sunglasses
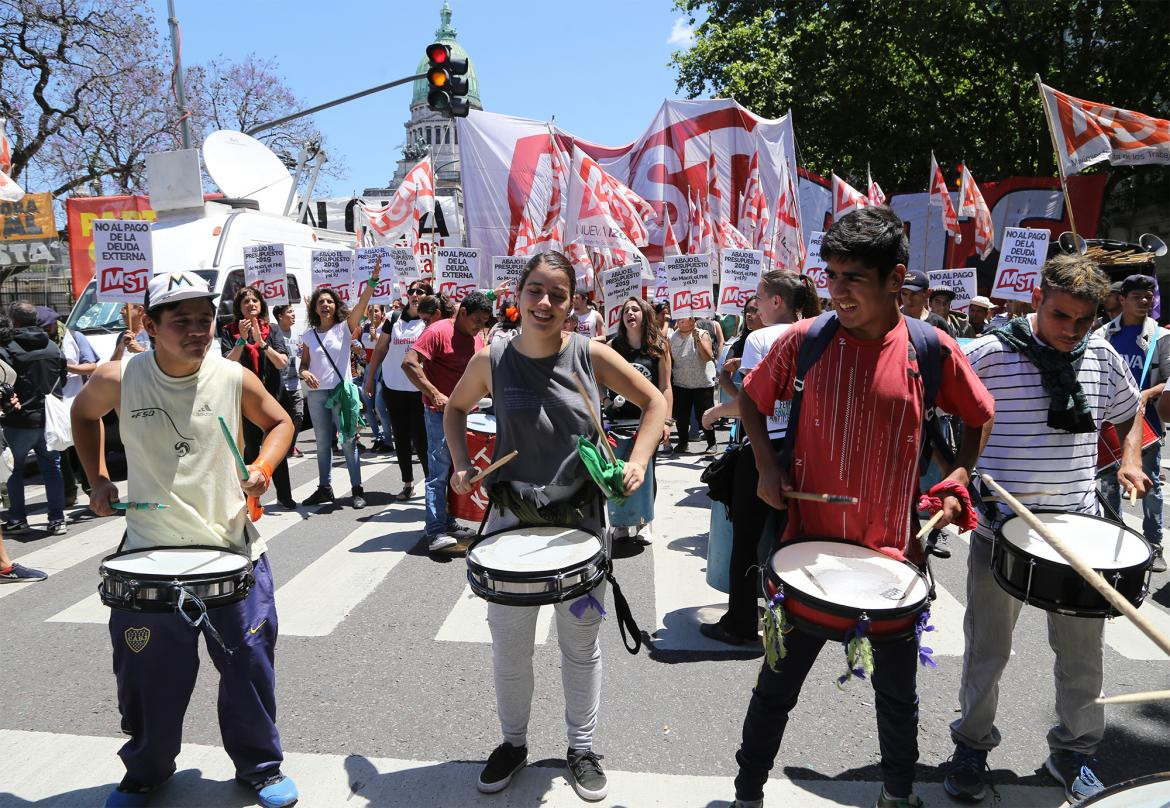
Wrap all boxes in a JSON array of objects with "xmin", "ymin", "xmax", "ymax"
[{"xmin": 407, "ymin": 288, "xmax": 426, "ymax": 296}]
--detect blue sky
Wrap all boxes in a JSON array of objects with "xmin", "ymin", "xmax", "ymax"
[{"xmin": 150, "ymin": 0, "xmax": 701, "ymax": 196}]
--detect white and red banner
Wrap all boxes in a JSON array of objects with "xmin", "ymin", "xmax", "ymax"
[
  {"xmin": 831, "ymin": 173, "xmax": 868, "ymax": 221},
  {"xmin": 356, "ymin": 246, "xmax": 396, "ymax": 305},
  {"xmin": 362, "ymin": 157, "xmax": 433, "ymax": 244},
  {"xmin": 718, "ymin": 249, "xmax": 763, "ymax": 315},
  {"xmin": 666, "ymin": 253, "xmax": 714, "ymax": 318},
  {"xmin": 311, "ymin": 249, "xmax": 354, "ymax": 303},
  {"xmin": 0, "ymin": 117, "xmax": 20, "ymax": 203},
  {"xmin": 770, "ymin": 155, "xmax": 805, "ymax": 271},
  {"xmin": 992, "ymin": 227, "xmax": 1049, "ymax": 302},
  {"xmin": 389, "ymin": 246, "xmax": 420, "ymax": 285},
  {"xmin": 651, "ymin": 261, "xmax": 668, "ymax": 303},
  {"xmin": 957, "ymin": 164, "xmax": 994, "ymax": 259},
  {"xmin": 565, "ymin": 145, "xmax": 651, "ymax": 253},
  {"xmin": 601, "ymin": 264, "xmax": 642, "ymax": 337},
  {"xmin": 1039, "ymin": 82, "xmax": 1170, "ymax": 176},
  {"xmin": 243, "ymin": 243, "xmax": 288, "ymax": 306},
  {"xmin": 801, "ymin": 231, "xmax": 830, "ymax": 299},
  {"xmin": 928, "ymin": 268, "xmax": 977, "ymax": 312},
  {"xmin": 435, "ymin": 246, "xmax": 481, "ymax": 302},
  {"xmin": 491, "ymin": 255, "xmax": 526, "ymax": 305},
  {"xmin": 928, "ymin": 153, "xmax": 962, "ymax": 244},
  {"xmin": 93, "ymin": 220, "xmax": 152, "ymax": 304}
]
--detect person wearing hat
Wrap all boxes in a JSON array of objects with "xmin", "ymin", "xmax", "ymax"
[
  {"xmin": 966, "ymin": 296, "xmax": 993, "ymax": 337},
  {"xmin": 928, "ymin": 286, "xmax": 973, "ymax": 338},
  {"xmin": 1093, "ymin": 273, "xmax": 1168, "ymax": 573},
  {"xmin": 899, "ymin": 270, "xmax": 956, "ymax": 336},
  {"xmin": 71, "ymin": 271, "xmax": 300, "ymax": 808},
  {"xmin": 1096, "ymin": 281, "xmax": 1124, "ymax": 329}
]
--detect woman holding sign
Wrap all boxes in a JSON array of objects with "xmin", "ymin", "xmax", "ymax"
[{"xmin": 299, "ymin": 265, "xmax": 379, "ymax": 510}]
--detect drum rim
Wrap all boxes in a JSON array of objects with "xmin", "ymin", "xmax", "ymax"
[
  {"xmin": 466, "ymin": 524, "xmax": 606, "ymax": 581},
  {"xmin": 1076, "ymin": 772, "xmax": 1170, "ymax": 806},
  {"xmin": 468, "ymin": 563, "xmax": 607, "ymax": 605},
  {"xmin": 100, "ymin": 545, "xmax": 253, "ymax": 582},
  {"xmin": 995, "ymin": 509, "xmax": 1152, "ymax": 564},
  {"xmin": 768, "ymin": 537, "xmax": 930, "ymax": 621}
]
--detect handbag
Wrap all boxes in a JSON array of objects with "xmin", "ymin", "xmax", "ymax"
[
  {"xmin": 44, "ymin": 379, "xmax": 72, "ymax": 451},
  {"xmin": 312, "ymin": 328, "xmax": 366, "ymax": 442},
  {"xmin": 701, "ymin": 441, "xmax": 742, "ymax": 506}
]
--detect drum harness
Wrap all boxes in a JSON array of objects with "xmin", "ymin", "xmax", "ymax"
[{"xmin": 760, "ymin": 311, "xmax": 957, "ymax": 683}]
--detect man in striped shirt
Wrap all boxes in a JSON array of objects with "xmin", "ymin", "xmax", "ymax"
[{"xmin": 943, "ymin": 255, "xmax": 1151, "ymax": 805}]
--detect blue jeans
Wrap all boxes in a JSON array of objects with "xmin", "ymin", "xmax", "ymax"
[
  {"xmin": 359, "ymin": 364, "xmax": 389, "ymax": 443},
  {"xmin": 423, "ymin": 407, "xmax": 457, "ymax": 537},
  {"xmin": 1098, "ymin": 441, "xmax": 1164, "ymax": 547},
  {"xmin": 3, "ymin": 425, "xmax": 64, "ymax": 523},
  {"xmin": 305, "ymin": 389, "xmax": 361, "ymax": 490}
]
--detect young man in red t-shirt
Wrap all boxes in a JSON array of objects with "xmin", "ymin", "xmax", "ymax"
[
  {"xmin": 402, "ymin": 291, "xmax": 492, "ymax": 551},
  {"xmin": 729, "ymin": 207, "xmax": 995, "ymax": 808}
]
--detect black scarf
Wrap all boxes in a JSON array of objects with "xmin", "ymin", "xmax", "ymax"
[{"xmin": 990, "ymin": 316, "xmax": 1095, "ymax": 433}]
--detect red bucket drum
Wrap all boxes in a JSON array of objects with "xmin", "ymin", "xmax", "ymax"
[
  {"xmin": 448, "ymin": 413, "xmax": 497, "ymax": 522},
  {"xmin": 1097, "ymin": 418, "xmax": 1160, "ymax": 472}
]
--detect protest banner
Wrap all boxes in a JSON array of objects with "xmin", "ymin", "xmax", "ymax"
[
  {"xmin": 356, "ymin": 246, "xmax": 397, "ymax": 305},
  {"xmin": 801, "ymin": 231, "xmax": 831, "ymax": 299},
  {"xmin": 311, "ymin": 249, "xmax": 354, "ymax": 303},
  {"xmin": 601, "ymin": 264, "xmax": 642, "ymax": 336},
  {"xmin": 992, "ymin": 227, "xmax": 1050, "ymax": 302},
  {"xmin": 243, "ymin": 243, "xmax": 288, "ymax": 306},
  {"xmin": 1, "ymin": 192, "xmax": 57, "ymax": 241},
  {"xmin": 93, "ymin": 219, "xmax": 152, "ymax": 304},
  {"xmin": 666, "ymin": 253, "xmax": 713, "ymax": 318},
  {"xmin": 651, "ymin": 262, "xmax": 668, "ymax": 303},
  {"xmin": 928, "ymin": 268, "xmax": 977, "ymax": 311},
  {"xmin": 491, "ymin": 256, "xmax": 526, "ymax": 304},
  {"xmin": 718, "ymin": 248, "xmax": 763, "ymax": 314},
  {"xmin": 390, "ymin": 246, "xmax": 419, "ymax": 286},
  {"xmin": 435, "ymin": 246, "xmax": 481, "ymax": 302}
]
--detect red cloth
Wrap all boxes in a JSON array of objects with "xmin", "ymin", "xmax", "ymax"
[
  {"xmin": 742, "ymin": 317, "xmax": 994, "ymax": 563},
  {"xmin": 917, "ymin": 480, "xmax": 979, "ymax": 534},
  {"xmin": 225, "ymin": 320, "xmax": 271, "ymax": 376},
  {"xmin": 410, "ymin": 318, "xmax": 484, "ymax": 409}
]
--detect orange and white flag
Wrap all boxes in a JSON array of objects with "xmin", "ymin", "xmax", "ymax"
[
  {"xmin": 363, "ymin": 157, "xmax": 432, "ymax": 243},
  {"xmin": 928, "ymin": 153, "xmax": 961, "ymax": 243},
  {"xmin": 866, "ymin": 165, "xmax": 886, "ymax": 206},
  {"xmin": 1039, "ymin": 81, "xmax": 1170, "ymax": 176},
  {"xmin": 957, "ymin": 164, "xmax": 994, "ymax": 259},
  {"xmin": 831, "ymin": 173, "xmax": 868, "ymax": 221},
  {"xmin": 770, "ymin": 157, "xmax": 805, "ymax": 271}
]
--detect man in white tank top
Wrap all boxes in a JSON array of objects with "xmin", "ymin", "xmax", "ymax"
[{"xmin": 71, "ymin": 272, "xmax": 298, "ymax": 808}]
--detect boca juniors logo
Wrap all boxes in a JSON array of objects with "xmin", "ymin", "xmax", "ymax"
[{"xmin": 124, "ymin": 627, "xmax": 150, "ymax": 653}]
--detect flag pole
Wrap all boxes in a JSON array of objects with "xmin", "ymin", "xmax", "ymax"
[
  {"xmin": 1034, "ymin": 75, "xmax": 1080, "ymax": 242},
  {"xmin": 923, "ymin": 153, "xmax": 932, "ymax": 273}
]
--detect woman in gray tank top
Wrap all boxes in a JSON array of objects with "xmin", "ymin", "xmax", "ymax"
[{"xmin": 444, "ymin": 251, "xmax": 667, "ymax": 803}]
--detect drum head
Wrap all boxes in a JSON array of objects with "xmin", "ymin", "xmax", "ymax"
[
  {"xmin": 1078, "ymin": 773, "xmax": 1170, "ymax": 807},
  {"xmin": 999, "ymin": 512, "xmax": 1150, "ymax": 569},
  {"xmin": 771, "ymin": 540, "xmax": 929, "ymax": 612},
  {"xmin": 467, "ymin": 413, "xmax": 497, "ymax": 434},
  {"xmin": 102, "ymin": 548, "xmax": 249, "ymax": 576},
  {"xmin": 469, "ymin": 527, "xmax": 602, "ymax": 573}
]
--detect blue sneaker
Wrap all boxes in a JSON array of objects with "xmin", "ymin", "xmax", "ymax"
[
  {"xmin": 0, "ymin": 562, "xmax": 47, "ymax": 583},
  {"xmin": 104, "ymin": 779, "xmax": 153, "ymax": 807},
  {"xmin": 247, "ymin": 773, "xmax": 298, "ymax": 808},
  {"xmin": 1045, "ymin": 750, "xmax": 1106, "ymax": 803}
]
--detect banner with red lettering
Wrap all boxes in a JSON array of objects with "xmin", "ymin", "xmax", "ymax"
[
  {"xmin": 802, "ymin": 231, "xmax": 830, "ymax": 299},
  {"xmin": 666, "ymin": 253, "xmax": 714, "ymax": 318},
  {"xmin": 992, "ymin": 227, "xmax": 1050, "ymax": 302},
  {"xmin": 718, "ymin": 249, "xmax": 762, "ymax": 314},
  {"xmin": 435, "ymin": 246, "xmax": 481, "ymax": 302},
  {"xmin": 93, "ymin": 220, "xmax": 153, "ymax": 304},
  {"xmin": 65, "ymin": 196, "xmax": 157, "ymax": 298},
  {"xmin": 601, "ymin": 264, "xmax": 641, "ymax": 336},
  {"xmin": 356, "ymin": 246, "xmax": 397, "ymax": 305},
  {"xmin": 311, "ymin": 249, "xmax": 354, "ymax": 304},
  {"xmin": 243, "ymin": 243, "xmax": 288, "ymax": 306}
]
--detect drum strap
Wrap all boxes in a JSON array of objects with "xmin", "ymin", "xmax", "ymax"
[
  {"xmin": 177, "ymin": 588, "xmax": 233, "ymax": 655},
  {"xmin": 605, "ymin": 562, "xmax": 643, "ymax": 655}
]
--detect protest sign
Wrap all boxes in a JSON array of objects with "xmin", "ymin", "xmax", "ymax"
[
  {"xmin": 601, "ymin": 264, "xmax": 642, "ymax": 336},
  {"xmin": 435, "ymin": 247, "xmax": 481, "ymax": 302},
  {"xmin": 243, "ymin": 243, "xmax": 288, "ymax": 306},
  {"xmin": 356, "ymin": 246, "xmax": 397, "ymax": 305},
  {"xmin": 491, "ymin": 256, "xmax": 526, "ymax": 305},
  {"xmin": 311, "ymin": 249, "xmax": 354, "ymax": 303},
  {"xmin": 666, "ymin": 253, "xmax": 714, "ymax": 318},
  {"xmin": 718, "ymin": 249, "xmax": 763, "ymax": 314},
  {"xmin": 650, "ymin": 262, "xmax": 669, "ymax": 303},
  {"xmin": 801, "ymin": 231, "xmax": 831, "ymax": 299},
  {"xmin": 992, "ymin": 227, "xmax": 1050, "ymax": 302},
  {"xmin": 928, "ymin": 268, "xmax": 977, "ymax": 311},
  {"xmin": 93, "ymin": 220, "xmax": 152, "ymax": 304},
  {"xmin": 390, "ymin": 246, "xmax": 419, "ymax": 285}
]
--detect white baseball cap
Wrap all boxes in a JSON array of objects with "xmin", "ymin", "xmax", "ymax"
[
  {"xmin": 144, "ymin": 271, "xmax": 217, "ymax": 311},
  {"xmin": 969, "ymin": 295, "xmax": 993, "ymax": 309}
]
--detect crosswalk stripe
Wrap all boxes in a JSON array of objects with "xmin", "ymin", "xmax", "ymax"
[
  {"xmin": 435, "ymin": 583, "xmax": 555, "ymax": 645},
  {"xmin": 1105, "ymin": 599, "xmax": 1170, "ymax": 660},
  {"xmin": 0, "ymin": 727, "xmax": 1069, "ymax": 807}
]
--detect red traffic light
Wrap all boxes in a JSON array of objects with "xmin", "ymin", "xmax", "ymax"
[{"xmin": 426, "ymin": 43, "xmax": 450, "ymax": 64}]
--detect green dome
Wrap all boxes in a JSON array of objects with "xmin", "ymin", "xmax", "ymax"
[{"xmin": 411, "ymin": 2, "xmax": 481, "ymax": 109}]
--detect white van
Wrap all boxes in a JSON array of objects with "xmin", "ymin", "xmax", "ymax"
[{"xmin": 66, "ymin": 198, "xmax": 355, "ymax": 361}]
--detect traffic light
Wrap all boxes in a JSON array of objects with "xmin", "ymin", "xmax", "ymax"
[{"xmin": 425, "ymin": 42, "xmax": 470, "ymax": 118}]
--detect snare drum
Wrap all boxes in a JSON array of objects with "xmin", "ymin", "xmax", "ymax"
[
  {"xmin": 992, "ymin": 510, "xmax": 1152, "ymax": 617},
  {"xmin": 99, "ymin": 546, "xmax": 254, "ymax": 612},
  {"xmin": 764, "ymin": 539, "xmax": 931, "ymax": 640},
  {"xmin": 1097, "ymin": 418, "xmax": 1160, "ymax": 471},
  {"xmin": 467, "ymin": 526, "xmax": 607, "ymax": 606},
  {"xmin": 1078, "ymin": 773, "xmax": 1170, "ymax": 807},
  {"xmin": 448, "ymin": 413, "xmax": 497, "ymax": 522}
]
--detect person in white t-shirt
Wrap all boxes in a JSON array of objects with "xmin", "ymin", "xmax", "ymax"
[
  {"xmin": 698, "ymin": 270, "xmax": 819, "ymax": 645},
  {"xmin": 571, "ymin": 291, "xmax": 606, "ymax": 341}
]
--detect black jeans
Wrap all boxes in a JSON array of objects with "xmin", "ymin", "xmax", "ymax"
[
  {"xmin": 382, "ymin": 386, "xmax": 428, "ymax": 483},
  {"xmin": 718, "ymin": 443, "xmax": 784, "ymax": 638},
  {"xmin": 672, "ymin": 384, "xmax": 715, "ymax": 449},
  {"xmin": 734, "ymin": 628, "xmax": 920, "ymax": 800}
]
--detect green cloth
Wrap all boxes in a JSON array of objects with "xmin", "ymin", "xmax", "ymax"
[
  {"xmin": 576, "ymin": 435, "xmax": 626, "ymax": 506},
  {"xmin": 325, "ymin": 378, "xmax": 366, "ymax": 443}
]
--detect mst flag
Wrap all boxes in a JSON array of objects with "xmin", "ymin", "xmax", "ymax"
[
  {"xmin": 1038, "ymin": 80, "xmax": 1170, "ymax": 176},
  {"xmin": 957, "ymin": 164, "xmax": 994, "ymax": 259},
  {"xmin": 928, "ymin": 153, "xmax": 961, "ymax": 243},
  {"xmin": 363, "ymin": 157, "xmax": 433, "ymax": 243},
  {"xmin": 831, "ymin": 173, "xmax": 868, "ymax": 221},
  {"xmin": 565, "ymin": 146, "xmax": 650, "ymax": 251},
  {"xmin": 866, "ymin": 165, "xmax": 886, "ymax": 206}
]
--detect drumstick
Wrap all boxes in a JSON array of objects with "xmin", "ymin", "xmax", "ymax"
[
  {"xmin": 800, "ymin": 565, "xmax": 829, "ymax": 596},
  {"xmin": 915, "ymin": 511, "xmax": 945, "ymax": 540},
  {"xmin": 783, "ymin": 491, "xmax": 859, "ymax": 504},
  {"xmin": 573, "ymin": 372, "xmax": 618, "ymax": 465},
  {"xmin": 1096, "ymin": 689, "xmax": 1170, "ymax": 705},
  {"xmin": 1128, "ymin": 486, "xmax": 1138, "ymax": 506},
  {"xmin": 982, "ymin": 473, "xmax": 1170, "ymax": 660},
  {"xmin": 469, "ymin": 450, "xmax": 518, "ymax": 484}
]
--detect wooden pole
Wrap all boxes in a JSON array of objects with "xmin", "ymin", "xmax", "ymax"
[
  {"xmin": 573, "ymin": 371, "xmax": 618, "ymax": 465},
  {"xmin": 981, "ymin": 473, "xmax": 1170, "ymax": 659},
  {"xmin": 1035, "ymin": 75, "xmax": 1080, "ymax": 242},
  {"xmin": 1096, "ymin": 689, "xmax": 1170, "ymax": 705}
]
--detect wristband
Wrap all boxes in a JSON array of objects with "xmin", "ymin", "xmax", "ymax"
[
  {"xmin": 248, "ymin": 459, "xmax": 273, "ymax": 486},
  {"xmin": 256, "ymin": 342, "xmax": 268, "ymax": 351},
  {"xmin": 234, "ymin": 337, "xmax": 247, "ymax": 348}
]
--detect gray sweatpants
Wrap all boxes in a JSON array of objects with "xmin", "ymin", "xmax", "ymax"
[
  {"xmin": 950, "ymin": 535, "xmax": 1105, "ymax": 754},
  {"xmin": 484, "ymin": 501, "xmax": 607, "ymax": 751}
]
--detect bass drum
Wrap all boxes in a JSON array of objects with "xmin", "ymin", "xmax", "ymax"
[{"xmin": 1078, "ymin": 773, "xmax": 1170, "ymax": 807}]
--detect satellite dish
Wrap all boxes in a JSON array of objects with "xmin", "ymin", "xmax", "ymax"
[
  {"xmin": 202, "ymin": 130, "xmax": 297, "ymax": 215},
  {"xmin": 1139, "ymin": 233, "xmax": 1168, "ymax": 257},
  {"xmin": 1057, "ymin": 231, "xmax": 1087, "ymax": 255}
]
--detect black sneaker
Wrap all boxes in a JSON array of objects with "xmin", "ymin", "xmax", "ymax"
[
  {"xmin": 477, "ymin": 742, "xmax": 527, "ymax": 794},
  {"xmin": 699, "ymin": 620, "xmax": 750, "ymax": 646},
  {"xmin": 943, "ymin": 742, "xmax": 988, "ymax": 802},
  {"xmin": 1, "ymin": 518, "xmax": 30, "ymax": 534},
  {"xmin": 567, "ymin": 747, "xmax": 608, "ymax": 801},
  {"xmin": 301, "ymin": 486, "xmax": 334, "ymax": 507},
  {"xmin": 47, "ymin": 520, "xmax": 67, "ymax": 536},
  {"xmin": 351, "ymin": 487, "xmax": 367, "ymax": 509},
  {"xmin": 1150, "ymin": 546, "xmax": 1167, "ymax": 573}
]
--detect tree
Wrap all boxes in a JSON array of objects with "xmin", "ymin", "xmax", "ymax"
[{"xmin": 671, "ymin": 0, "xmax": 1170, "ymax": 190}]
